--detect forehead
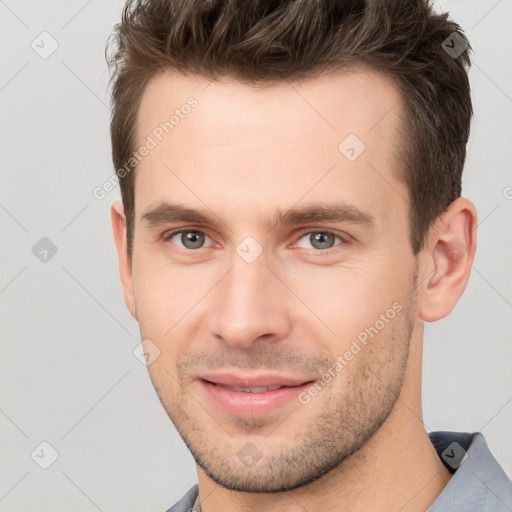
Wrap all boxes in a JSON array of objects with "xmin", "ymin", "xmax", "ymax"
[
  {"xmin": 134, "ymin": 66, "xmax": 408, "ymax": 229},
  {"xmin": 137, "ymin": 66, "xmax": 403, "ymax": 148}
]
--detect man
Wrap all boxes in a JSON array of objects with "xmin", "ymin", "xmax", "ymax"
[{"xmin": 107, "ymin": 0, "xmax": 511, "ymax": 510}]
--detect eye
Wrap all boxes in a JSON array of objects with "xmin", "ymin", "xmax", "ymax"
[
  {"xmin": 164, "ymin": 229, "xmax": 213, "ymax": 250},
  {"xmin": 294, "ymin": 231, "xmax": 345, "ymax": 253}
]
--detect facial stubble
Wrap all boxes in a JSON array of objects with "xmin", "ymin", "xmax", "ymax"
[{"xmin": 149, "ymin": 282, "xmax": 417, "ymax": 493}]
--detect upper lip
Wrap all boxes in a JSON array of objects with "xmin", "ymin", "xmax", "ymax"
[{"xmin": 199, "ymin": 372, "xmax": 314, "ymax": 388}]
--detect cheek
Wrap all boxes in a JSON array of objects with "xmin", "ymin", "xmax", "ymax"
[
  {"xmin": 131, "ymin": 257, "xmax": 191, "ymax": 334},
  {"xmin": 131, "ymin": 260, "xmax": 208, "ymax": 371},
  {"xmin": 145, "ymin": 361, "xmax": 185, "ymax": 419},
  {"xmin": 132, "ymin": 279, "xmax": 169, "ymax": 336},
  {"xmin": 285, "ymin": 260, "xmax": 408, "ymax": 346}
]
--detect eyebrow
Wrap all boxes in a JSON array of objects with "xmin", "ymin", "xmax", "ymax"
[{"xmin": 141, "ymin": 202, "xmax": 376, "ymax": 230}]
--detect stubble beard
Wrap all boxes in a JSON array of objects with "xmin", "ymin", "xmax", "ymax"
[{"xmin": 152, "ymin": 285, "xmax": 417, "ymax": 493}]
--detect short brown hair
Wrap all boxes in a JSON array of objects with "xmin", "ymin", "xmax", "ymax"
[{"xmin": 106, "ymin": 0, "xmax": 472, "ymax": 258}]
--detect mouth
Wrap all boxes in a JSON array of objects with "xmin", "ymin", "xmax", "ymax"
[
  {"xmin": 212, "ymin": 384, "xmax": 286, "ymax": 393},
  {"xmin": 197, "ymin": 372, "xmax": 315, "ymax": 419}
]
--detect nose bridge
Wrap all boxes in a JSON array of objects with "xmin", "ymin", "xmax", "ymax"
[{"xmin": 211, "ymin": 245, "xmax": 289, "ymax": 347}]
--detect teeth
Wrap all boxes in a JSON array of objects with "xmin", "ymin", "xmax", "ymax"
[{"xmin": 217, "ymin": 384, "xmax": 283, "ymax": 393}]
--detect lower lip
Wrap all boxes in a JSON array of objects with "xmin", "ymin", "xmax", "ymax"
[{"xmin": 199, "ymin": 380, "xmax": 313, "ymax": 419}]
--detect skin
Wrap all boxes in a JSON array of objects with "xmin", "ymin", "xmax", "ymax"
[{"xmin": 111, "ymin": 66, "xmax": 477, "ymax": 511}]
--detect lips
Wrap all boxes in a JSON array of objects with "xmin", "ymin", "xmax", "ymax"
[{"xmin": 197, "ymin": 372, "xmax": 314, "ymax": 419}]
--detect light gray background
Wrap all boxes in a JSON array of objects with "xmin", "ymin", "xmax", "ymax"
[{"xmin": 1, "ymin": 1, "xmax": 511, "ymax": 511}]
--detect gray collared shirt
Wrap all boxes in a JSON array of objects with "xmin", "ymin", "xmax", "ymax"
[{"xmin": 165, "ymin": 431, "xmax": 512, "ymax": 511}]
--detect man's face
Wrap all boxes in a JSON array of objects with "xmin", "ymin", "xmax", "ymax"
[{"xmin": 127, "ymin": 68, "xmax": 420, "ymax": 491}]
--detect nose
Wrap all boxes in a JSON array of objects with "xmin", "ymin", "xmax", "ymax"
[{"xmin": 209, "ymin": 248, "xmax": 291, "ymax": 349}]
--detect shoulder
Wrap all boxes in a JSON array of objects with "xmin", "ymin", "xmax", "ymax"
[
  {"xmin": 163, "ymin": 484, "xmax": 199, "ymax": 512},
  {"xmin": 428, "ymin": 431, "xmax": 512, "ymax": 511}
]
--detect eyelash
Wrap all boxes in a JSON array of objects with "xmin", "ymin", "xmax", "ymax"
[{"xmin": 161, "ymin": 228, "xmax": 348, "ymax": 255}]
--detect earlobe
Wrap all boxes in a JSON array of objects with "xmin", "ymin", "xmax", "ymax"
[
  {"xmin": 418, "ymin": 198, "xmax": 477, "ymax": 322},
  {"xmin": 111, "ymin": 201, "xmax": 137, "ymax": 319}
]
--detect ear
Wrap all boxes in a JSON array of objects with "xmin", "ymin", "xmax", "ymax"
[
  {"xmin": 111, "ymin": 201, "xmax": 137, "ymax": 319},
  {"xmin": 417, "ymin": 197, "xmax": 477, "ymax": 322}
]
